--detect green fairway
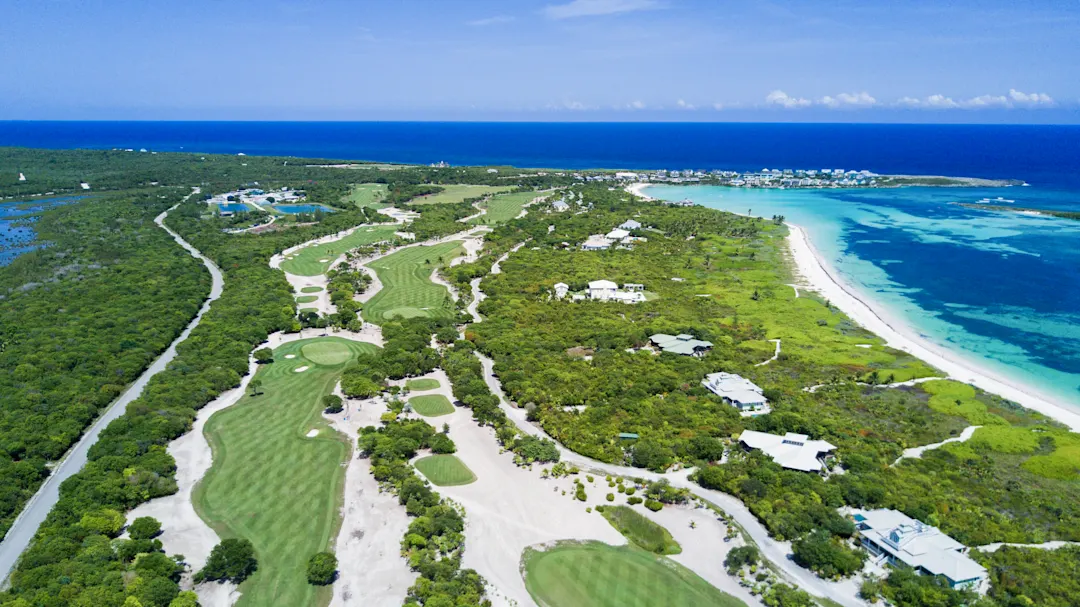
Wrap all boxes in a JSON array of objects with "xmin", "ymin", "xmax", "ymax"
[
  {"xmin": 414, "ymin": 455, "xmax": 476, "ymax": 486},
  {"xmin": 295, "ymin": 295, "xmax": 318, "ymax": 303},
  {"xmin": 523, "ymin": 542, "xmax": 745, "ymax": 607},
  {"xmin": 411, "ymin": 184, "xmax": 512, "ymax": 205},
  {"xmin": 361, "ymin": 240, "xmax": 463, "ymax": 322},
  {"xmin": 280, "ymin": 223, "xmax": 399, "ymax": 276},
  {"xmin": 600, "ymin": 505, "xmax": 681, "ymax": 554},
  {"xmin": 300, "ymin": 286, "xmax": 323, "ymax": 293},
  {"xmin": 347, "ymin": 183, "xmax": 389, "ymax": 208},
  {"xmin": 406, "ymin": 378, "xmax": 441, "ymax": 391},
  {"xmin": 408, "ymin": 394, "xmax": 455, "ymax": 416},
  {"xmin": 469, "ymin": 191, "xmax": 538, "ymax": 225},
  {"xmin": 195, "ymin": 337, "xmax": 379, "ymax": 607}
]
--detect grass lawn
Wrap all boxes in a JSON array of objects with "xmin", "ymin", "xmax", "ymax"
[
  {"xmin": 280, "ymin": 223, "xmax": 399, "ymax": 276},
  {"xmin": 411, "ymin": 184, "xmax": 512, "ymax": 205},
  {"xmin": 295, "ymin": 295, "xmax": 318, "ymax": 304},
  {"xmin": 347, "ymin": 183, "xmax": 389, "ymax": 209},
  {"xmin": 600, "ymin": 505, "xmax": 681, "ymax": 554},
  {"xmin": 300, "ymin": 286, "xmax": 323, "ymax": 293},
  {"xmin": 414, "ymin": 454, "xmax": 477, "ymax": 486},
  {"xmin": 469, "ymin": 190, "xmax": 537, "ymax": 225},
  {"xmin": 194, "ymin": 337, "xmax": 379, "ymax": 607},
  {"xmin": 408, "ymin": 394, "xmax": 455, "ymax": 416},
  {"xmin": 406, "ymin": 378, "xmax": 441, "ymax": 391},
  {"xmin": 522, "ymin": 541, "xmax": 745, "ymax": 607},
  {"xmin": 361, "ymin": 240, "xmax": 463, "ymax": 322}
]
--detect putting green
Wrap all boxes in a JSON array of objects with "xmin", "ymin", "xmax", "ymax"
[
  {"xmin": 300, "ymin": 286, "xmax": 323, "ymax": 293},
  {"xmin": 301, "ymin": 341, "xmax": 356, "ymax": 366},
  {"xmin": 415, "ymin": 454, "xmax": 476, "ymax": 486},
  {"xmin": 296, "ymin": 295, "xmax": 318, "ymax": 303},
  {"xmin": 408, "ymin": 394, "xmax": 455, "ymax": 416},
  {"xmin": 361, "ymin": 240, "xmax": 464, "ymax": 323},
  {"xmin": 195, "ymin": 337, "xmax": 379, "ymax": 607},
  {"xmin": 522, "ymin": 542, "xmax": 745, "ymax": 607},
  {"xmin": 406, "ymin": 378, "xmax": 441, "ymax": 391}
]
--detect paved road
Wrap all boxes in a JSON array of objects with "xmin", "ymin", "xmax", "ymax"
[{"xmin": 0, "ymin": 194, "xmax": 224, "ymax": 584}]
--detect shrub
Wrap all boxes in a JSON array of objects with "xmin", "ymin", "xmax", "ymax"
[
  {"xmin": 644, "ymin": 499, "xmax": 663, "ymax": 512},
  {"xmin": 195, "ymin": 538, "xmax": 258, "ymax": 584},
  {"xmin": 625, "ymin": 486, "xmax": 636, "ymax": 496},
  {"xmin": 575, "ymin": 486, "xmax": 587, "ymax": 501},
  {"xmin": 606, "ymin": 493, "xmax": 615, "ymax": 502},
  {"xmin": 254, "ymin": 348, "xmax": 274, "ymax": 364},
  {"xmin": 792, "ymin": 530, "xmax": 866, "ymax": 578},
  {"xmin": 79, "ymin": 509, "xmax": 126, "ymax": 537},
  {"xmin": 323, "ymin": 394, "xmax": 344, "ymax": 414},
  {"xmin": 627, "ymin": 497, "xmax": 643, "ymax": 505},
  {"xmin": 724, "ymin": 545, "xmax": 760, "ymax": 573},
  {"xmin": 128, "ymin": 516, "xmax": 162, "ymax": 540},
  {"xmin": 306, "ymin": 551, "xmax": 338, "ymax": 585},
  {"xmin": 617, "ymin": 485, "xmax": 625, "ymax": 493}
]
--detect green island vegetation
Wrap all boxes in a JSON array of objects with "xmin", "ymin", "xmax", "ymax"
[
  {"xmin": 195, "ymin": 337, "xmax": 374, "ymax": 607},
  {"xmin": 300, "ymin": 285, "xmax": 323, "ymax": 293},
  {"xmin": 361, "ymin": 240, "xmax": 464, "ymax": 322},
  {"xmin": 469, "ymin": 190, "xmax": 540, "ymax": 225},
  {"xmin": 522, "ymin": 541, "xmax": 746, "ymax": 607},
  {"xmin": 414, "ymin": 454, "xmax": 478, "ymax": 486},
  {"xmin": 406, "ymin": 378, "xmax": 441, "ymax": 391},
  {"xmin": 408, "ymin": 394, "xmax": 456, "ymax": 416},
  {"xmin": 958, "ymin": 202, "xmax": 1080, "ymax": 222},
  {"xmin": 279, "ymin": 223, "xmax": 399, "ymax": 276},
  {"xmin": 0, "ymin": 188, "xmax": 211, "ymax": 539},
  {"xmin": 346, "ymin": 182, "xmax": 389, "ymax": 208},
  {"xmin": 411, "ymin": 184, "xmax": 513, "ymax": 205},
  {"xmin": 597, "ymin": 505, "xmax": 681, "ymax": 554}
]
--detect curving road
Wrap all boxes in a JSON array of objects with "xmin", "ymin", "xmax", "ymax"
[{"xmin": 0, "ymin": 192, "xmax": 225, "ymax": 585}]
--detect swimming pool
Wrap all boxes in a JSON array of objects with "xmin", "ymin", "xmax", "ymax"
[
  {"xmin": 273, "ymin": 204, "xmax": 336, "ymax": 214},
  {"xmin": 217, "ymin": 203, "xmax": 249, "ymax": 213}
]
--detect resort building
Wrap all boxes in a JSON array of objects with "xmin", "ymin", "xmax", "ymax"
[
  {"xmin": 553, "ymin": 282, "xmax": 569, "ymax": 299},
  {"xmin": 619, "ymin": 219, "xmax": 642, "ymax": 230},
  {"xmin": 605, "ymin": 228, "xmax": 631, "ymax": 240},
  {"xmin": 588, "ymin": 280, "xmax": 618, "ymax": 300},
  {"xmin": 580, "ymin": 235, "xmax": 612, "ymax": 251},
  {"xmin": 851, "ymin": 509, "xmax": 989, "ymax": 593},
  {"xmin": 702, "ymin": 372, "xmax": 770, "ymax": 415},
  {"xmin": 650, "ymin": 333, "xmax": 713, "ymax": 357},
  {"xmin": 737, "ymin": 431, "xmax": 835, "ymax": 472}
]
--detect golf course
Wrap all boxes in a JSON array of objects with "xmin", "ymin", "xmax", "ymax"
[
  {"xmin": 194, "ymin": 337, "xmax": 378, "ymax": 607},
  {"xmin": 469, "ymin": 190, "xmax": 538, "ymax": 225},
  {"xmin": 522, "ymin": 541, "xmax": 746, "ymax": 607},
  {"xmin": 361, "ymin": 240, "xmax": 464, "ymax": 322},
  {"xmin": 280, "ymin": 223, "xmax": 399, "ymax": 276},
  {"xmin": 411, "ymin": 184, "xmax": 512, "ymax": 205},
  {"xmin": 414, "ymin": 454, "xmax": 477, "ymax": 486},
  {"xmin": 346, "ymin": 183, "xmax": 388, "ymax": 208},
  {"xmin": 408, "ymin": 394, "xmax": 455, "ymax": 416}
]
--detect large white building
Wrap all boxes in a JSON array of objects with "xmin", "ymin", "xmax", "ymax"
[
  {"xmin": 702, "ymin": 372, "xmax": 770, "ymax": 415},
  {"xmin": 580, "ymin": 235, "xmax": 612, "ymax": 251},
  {"xmin": 737, "ymin": 430, "xmax": 835, "ymax": 472},
  {"xmin": 852, "ymin": 509, "xmax": 988, "ymax": 593},
  {"xmin": 588, "ymin": 280, "xmax": 619, "ymax": 300}
]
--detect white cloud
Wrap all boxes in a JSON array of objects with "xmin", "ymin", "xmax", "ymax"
[
  {"xmin": 542, "ymin": 0, "xmax": 663, "ymax": 20},
  {"xmin": 765, "ymin": 90, "xmax": 811, "ymax": 109},
  {"xmin": 713, "ymin": 102, "xmax": 725, "ymax": 110},
  {"xmin": 1008, "ymin": 89, "xmax": 1055, "ymax": 105},
  {"xmin": 468, "ymin": 15, "xmax": 515, "ymax": 26},
  {"xmin": 626, "ymin": 100, "xmax": 646, "ymax": 110},
  {"xmin": 676, "ymin": 99, "xmax": 695, "ymax": 110},
  {"xmin": 819, "ymin": 91, "xmax": 877, "ymax": 108}
]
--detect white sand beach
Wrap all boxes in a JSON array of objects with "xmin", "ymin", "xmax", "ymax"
[{"xmin": 787, "ymin": 223, "xmax": 1080, "ymax": 431}]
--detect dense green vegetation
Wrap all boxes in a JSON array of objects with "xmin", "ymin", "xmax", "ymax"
[
  {"xmin": 973, "ymin": 545, "xmax": 1080, "ymax": 607},
  {"xmin": 194, "ymin": 337, "xmax": 371, "ymax": 607},
  {"xmin": 0, "ymin": 189, "xmax": 210, "ymax": 539},
  {"xmin": 522, "ymin": 541, "xmax": 745, "ymax": 607},
  {"xmin": 414, "ymin": 455, "xmax": 477, "ymax": 486},
  {"xmin": 597, "ymin": 505, "xmax": 681, "ymax": 554}
]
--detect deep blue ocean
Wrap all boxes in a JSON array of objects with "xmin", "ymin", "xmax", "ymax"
[{"xmin": 1, "ymin": 121, "xmax": 1078, "ymax": 408}]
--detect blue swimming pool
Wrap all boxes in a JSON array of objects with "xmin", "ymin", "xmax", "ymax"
[
  {"xmin": 216, "ymin": 203, "xmax": 249, "ymax": 213},
  {"xmin": 273, "ymin": 204, "xmax": 336, "ymax": 214}
]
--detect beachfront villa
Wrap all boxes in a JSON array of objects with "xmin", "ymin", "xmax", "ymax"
[
  {"xmin": 737, "ymin": 430, "xmax": 835, "ymax": 473},
  {"xmin": 702, "ymin": 372, "xmax": 770, "ymax": 415},
  {"xmin": 851, "ymin": 509, "xmax": 989, "ymax": 593},
  {"xmin": 650, "ymin": 333, "xmax": 713, "ymax": 357}
]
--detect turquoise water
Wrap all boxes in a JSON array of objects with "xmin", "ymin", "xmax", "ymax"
[
  {"xmin": 0, "ymin": 197, "xmax": 84, "ymax": 266},
  {"xmin": 216, "ymin": 203, "xmax": 249, "ymax": 213},
  {"xmin": 647, "ymin": 184, "xmax": 1080, "ymax": 411},
  {"xmin": 272, "ymin": 204, "xmax": 335, "ymax": 214}
]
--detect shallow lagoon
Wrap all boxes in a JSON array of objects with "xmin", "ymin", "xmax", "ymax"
[
  {"xmin": 272, "ymin": 203, "xmax": 336, "ymax": 214},
  {"xmin": 0, "ymin": 196, "xmax": 84, "ymax": 266}
]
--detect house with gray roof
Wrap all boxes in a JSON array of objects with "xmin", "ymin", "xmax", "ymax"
[
  {"xmin": 702, "ymin": 372, "xmax": 770, "ymax": 415},
  {"xmin": 852, "ymin": 509, "xmax": 988, "ymax": 593},
  {"xmin": 651, "ymin": 333, "xmax": 713, "ymax": 357}
]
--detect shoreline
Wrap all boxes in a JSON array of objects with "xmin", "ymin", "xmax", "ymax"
[{"xmin": 786, "ymin": 222, "xmax": 1080, "ymax": 431}]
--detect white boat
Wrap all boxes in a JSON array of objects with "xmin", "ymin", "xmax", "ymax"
[{"xmin": 994, "ymin": 197, "xmax": 1015, "ymax": 203}]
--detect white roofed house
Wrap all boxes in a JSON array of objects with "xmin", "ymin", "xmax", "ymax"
[
  {"xmin": 580, "ymin": 235, "xmax": 612, "ymax": 251},
  {"xmin": 619, "ymin": 219, "xmax": 642, "ymax": 230},
  {"xmin": 851, "ymin": 509, "xmax": 988, "ymax": 593},
  {"xmin": 553, "ymin": 282, "xmax": 569, "ymax": 299},
  {"xmin": 702, "ymin": 372, "xmax": 770, "ymax": 416},
  {"xmin": 737, "ymin": 430, "xmax": 835, "ymax": 473},
  {"xmin": 588, "ymin": 280, "xmax": 619, "ymax": 301},
  {"xmin": 552, "ymin": 199, "xmax": 570, "ymax": 212},
  {"xmin": 605, "ymin": 228, "xmax": 631, "ymax": 240}
]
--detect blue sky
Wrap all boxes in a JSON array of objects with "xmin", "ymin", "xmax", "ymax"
[{"xmin": 2, "ymin": 0, "xmax": 1077, "ymax": 122}]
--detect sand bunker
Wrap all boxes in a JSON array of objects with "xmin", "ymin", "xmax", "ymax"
[
  {"xmin": 306, "ymin": 429, "xmax": 319, "ymax": 437},
  {"xmin": 294, "ymin": 366, "xmax": 309, "ymax": 372},
  {"xmin": 285, "ymin": 354, "xmax": 296, "ymax": 359},
  {"xmin": 319, "ymin": 258, "xmax": 329, "ymax": 262}
]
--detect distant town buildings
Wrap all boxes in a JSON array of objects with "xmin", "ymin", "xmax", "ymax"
[
  {"xmin": 851, "ymin": 509, "xmax": 989, "ymax": 593},
  {"xmin": 702, "ymin": 372, "xmax": 770, "ymax": 416},
  {"xmin": 738, "ymin": 430, "xmax": 835, "ymax": 472}
]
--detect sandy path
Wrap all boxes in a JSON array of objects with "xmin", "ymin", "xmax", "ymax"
[
  {"xmin": 891, "ymin": 425, "xmax": 981, "ymax": 467},
  {"xmin": 466, "ymin": 278, "xmax": 485, "ymax": 323},
  {"xmin": 754, "ymin": 339, "xmax": 782, "ymax": 367},
  {"xmin": 787, "ymin": 224, "xmax": 1080, "ymax": 431}
]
